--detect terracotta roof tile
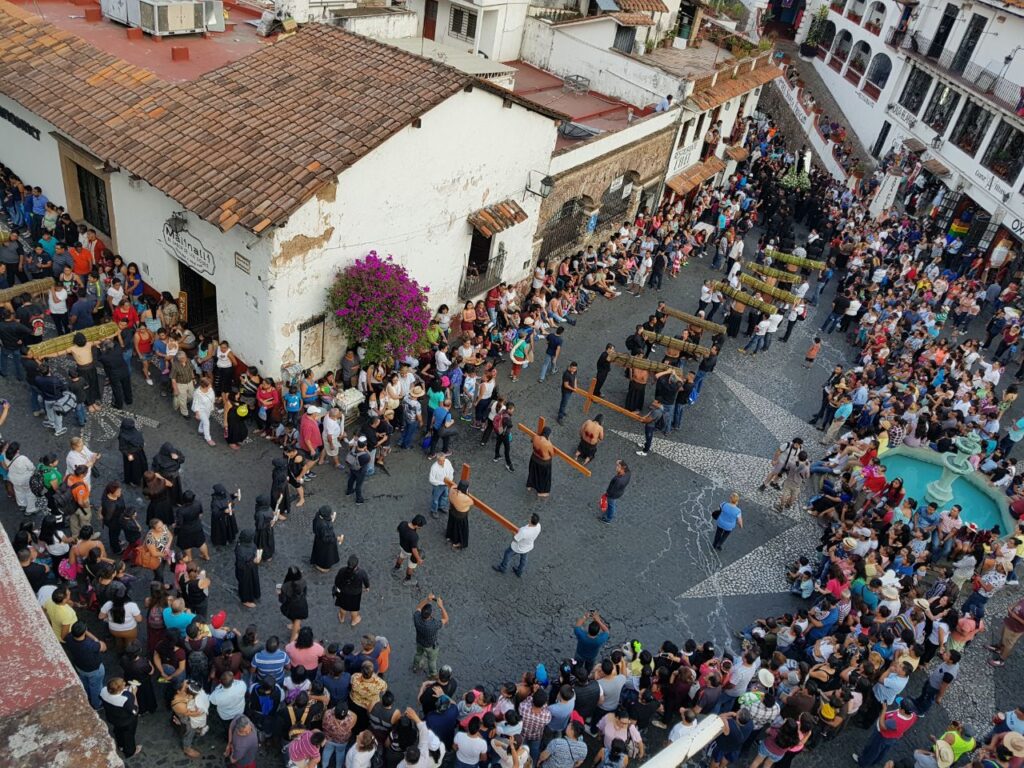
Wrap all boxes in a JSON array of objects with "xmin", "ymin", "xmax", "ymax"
[
  {"xmin": 687, "ymin": 64, "xmax": 782, "ymax": 112},
  {"xmin": 0, "ymin": 1, "xmax": 473, "ymax": 233},
  {"xmin": 616, "ymin": 0, "xmax": 669, "ymax": 11},
  {"xmin": 665, "ymin": 155, "xmax": 726, "ymax": 196},
  {"xmin": 724, "ymin": 145, "xmax": 748, "ymax": 161},
  {"xmin": 611, "ymin": 11, "xmax": 655, "ymax": 25},
  {"xmin": 467, "ymin": 199, "xmax": 529, "ymax": 238}
]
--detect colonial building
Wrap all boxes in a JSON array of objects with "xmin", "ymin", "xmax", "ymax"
[
  {"xmin": 0, "ymin": 0, "xmax": 559, "ymax": 373},
  {"xmin": 793, "ymin": 0, "xmax": 1024, "ymax": 258}
]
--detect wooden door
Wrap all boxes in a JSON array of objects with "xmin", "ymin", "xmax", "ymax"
[{"xmin": 424, "ymin": 0, "xmax": 437, "ymax": 40}]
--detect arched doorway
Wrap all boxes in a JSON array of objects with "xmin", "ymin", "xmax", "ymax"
[{"xmin": 862, "ymin": 52, "xmax": 892, "ymax": 100}]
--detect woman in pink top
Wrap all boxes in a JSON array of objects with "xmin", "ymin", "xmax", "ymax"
[{"xmin": 285, "ymin": 626, "xmax": 325, "ymax": 671}]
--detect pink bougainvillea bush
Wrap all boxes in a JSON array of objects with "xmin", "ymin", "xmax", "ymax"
[{"xmin": 327, "ymin": 251, "xmax": 432, "ymax": 363}]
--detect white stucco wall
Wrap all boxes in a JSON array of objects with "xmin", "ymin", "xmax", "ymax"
[
  {"xmin": 266, "ymin": 87, "xmax": 558, "ymax": 369},
  {"xmin": 0, "ymin": 95, "xmax": 67, "ymax": 214},
  {"xmin": 337, "ymin": 10, "xmax": 419, "ymax": 39},
  {"xmin": 106, "ymin": 173, "xmax": 276, "ymax": 369},
  {"xmin": 521, "ymin": 17, "xmax": 685, "ymax": 105}
]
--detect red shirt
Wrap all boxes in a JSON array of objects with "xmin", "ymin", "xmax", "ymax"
[
  {"xmin": 299, "ymin": 415, "xmax": 323, "ymax": 452},
  {"xmin": 879, "ymin": 711, "xmax": 916, "ymax": 739},
  {"xmin": 113, "ymin": 305, "xmax": 139, "ymax": 328}
]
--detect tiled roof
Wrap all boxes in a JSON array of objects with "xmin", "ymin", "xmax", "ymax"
[
  {"xmin": 922, "ymin": 157, "xmax": 951, "ymax": 176},
  {"xmin": 616, "ymin": 0, "xmax": 670, "ymax": 12},
  {"xmin": 725, "ymin": 145, "xmax": 749, "ymax": 161},
  {"xmin": 0, "ymin": 1, "xmax": 162, "ymax": 156},
  {"xmin": 611, "ymin": 12, "xmax": 656, "ymax": 25},
  {"xmin": 0, "ymin": 2, "xmax": 475, "ymax": 233},
  {"xmin": 665, "ymin": 155, "xmax": 725, "ymax": 195},
  {"xmin": 687, "ymin": 64, "xmax": 782, "ymax": 112},
  {"xmin": 468, "ymin": 199, "xmax": 528, "ymax": 238}
]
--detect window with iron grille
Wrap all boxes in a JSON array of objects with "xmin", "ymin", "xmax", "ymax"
[
  {"xmin": 897, "ymin": 67, "xmax": 932, "ymax": 115},
  {"xmin": 598, "ymin": 178, "xmax": 631, "ymax": 224},
  {"xmin": 612, "ymin": 25, "xmax": 636, "ymax": 54},
  {"xmin": 981, "ymin": 121, "xmax": 1024, "ymax": 184},
  {"xmin": 922, "ymin": 84, "xmax": 960, "ymax": 134},
  {"xmin": 949, "ymin": 100, "xmax": 993, "ymax": 158},
  {"xmin": 449, "ymin": 6, "xmax": 477, "ymax": 42},
  {"xmin": 76, "ymin": 163, "xmax": 111, "ymax": 236}
]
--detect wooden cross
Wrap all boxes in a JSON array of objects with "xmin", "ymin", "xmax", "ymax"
[
  {"xmin": 639, "ymin": 330, "xmax": 712, "ymax": 358},
  {"xmin": 444, "ymin": 463, "xmax": 518, "ymax": 533},
  {"xmin": 659, "ymin": 305, "xmax": 727, "ymax": 336},
  {"xmin": 516, "ymin": 416, "xmax": 592, "ymax": 477},
  {"xmin": 572, "ymin": 377, "xmax": 646, "ymax": 422}
]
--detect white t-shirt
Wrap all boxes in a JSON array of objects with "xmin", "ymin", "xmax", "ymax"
[
  {"xmin": 49, "ymin": 287, "xmax": 68, "ymax": 314},
  {"xmin": 669, "ymin": 719, "xmax": 701, "ymax": 744},
  {"xmin": 454, "ymin": 732, "xmax": 488, "ymax": 765},
  {"xmin": 100, "ymin": 600, "xmax": 142, "ymax": 632},
  {"xmin": 107, "ymin": 285, "xmax": 125, "ymax": 306},
  {"xmin": 322, "ymin": 414, "xmax": 343, "ymax": 447},
  {"xmin": 510, "ymin": 523, "xmax": 541, "ymax": 554}
]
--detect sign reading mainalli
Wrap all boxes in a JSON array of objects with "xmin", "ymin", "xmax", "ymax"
[{"xmin": 161, "ymin": 223, "xmax": 216, "ymax": 276}]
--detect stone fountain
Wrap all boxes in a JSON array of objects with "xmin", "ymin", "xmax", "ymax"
[{"xmin": 925, "ymin": 432, "xmax": 983, "ymax": 506}]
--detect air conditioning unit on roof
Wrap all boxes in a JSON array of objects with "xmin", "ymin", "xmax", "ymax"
[{"xmin": 132, "ymin": 0, "xmax": 206, "ymax": 35}]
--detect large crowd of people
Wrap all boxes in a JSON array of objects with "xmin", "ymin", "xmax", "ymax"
[{"xmin": 2, "ymin": 108, "xmax": 1024, "ymax": 768}]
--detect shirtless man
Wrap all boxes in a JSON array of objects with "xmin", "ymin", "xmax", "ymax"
[
  {"xmin": 662, "ymin": 330, "xmax": 687, "ymax": 366},
  {"xmin": 32, "ymin": 331, "xmax": 113, "ymax": 412},
  {"xmin": 575, "ymin": 414, "xmax": 605, "ymax": 466},
  {"xmin": 526, "ymin": 426, "xmax": 555, "ymax": 498}
]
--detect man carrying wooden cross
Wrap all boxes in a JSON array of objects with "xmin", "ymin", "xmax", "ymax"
[{"xmin": 527, "ymin": 427, "xmax": 556, "ymax": 497}]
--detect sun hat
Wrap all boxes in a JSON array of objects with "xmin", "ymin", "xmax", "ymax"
[
  {"xmin": 410, "ymin": 384, "xmax": 426, "ymax": 398},
  {"xmin": 881, "ymin": 586, "xmax": 900, "ymax": 600},
  {"xmin": 932, "ymin": 740, "xmax": 954, "ymax": 768},
  {"xmin": 1004, "ymin": 732, "xmax": 1024, "ymax": 757},
  {"xmin": 757, "ymin": 669, "xmax": 775, "ymax": 688},
  {"xmin": 306, "ymin": 405, "xmax": 322, "ymax": 415}
]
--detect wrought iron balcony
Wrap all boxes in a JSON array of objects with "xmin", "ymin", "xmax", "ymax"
[
  {"xmin": 458, "ymin": 246, "xmax": 507, "ymax": 300},
  {"xmin": 886, "ymin": 29, "xmax": 1024, "ymax": 118}
]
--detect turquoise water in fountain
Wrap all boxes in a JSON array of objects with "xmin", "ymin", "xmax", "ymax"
[{"xmin": 880, "ymin": 453, "xmax": 1005, "ymax": 533}]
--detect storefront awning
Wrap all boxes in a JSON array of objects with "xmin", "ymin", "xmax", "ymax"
[
  {"xmin": 665, "ymin": 156, "xmax": 726, "ymax": 196},
  {"xmin": 903, "ymin": 137, "xmax": 926, "ymax": 153},
  {"xmin": 725, "ymin": 145, "xmax": 749, "ymax": 162},
  {"xmin": 921, "ymin": 157, "xmax": 950, "ymax": 176},
  {"xmin": 468, "ymin": 199, "xmax": 528, "ymax": 238}
]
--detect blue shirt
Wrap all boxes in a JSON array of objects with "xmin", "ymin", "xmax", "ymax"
[
  {"xmin": 32, "ymin": 194, "xmax": 48, "ymax": 216},
  {"xmin": 834, "ymin": 402, "xmax": 853, "ymax": 421},
  {"xmin": 284, "ymin": 393, "xmax": 301, "ymax": 413},
  {"xmin": 573, "ymin": 626, "xmax": 609, "ymax": 663},
  {"xmin": 252, "ymin": 648, "xmax": 289, "ymax": 682},
  {"xmin": 162, "ymin": 606, "xmax": 196, "ymax": 638},
  {"xmin": 68, "ymin": 297, "xmax": 96, "ymax": 329},
  {"xmin": 717, "ymin": 502, "xmax": 742, "ymax": 531},
  {"xmin": 545, "ymin": 333, "xmax": 563, "ymax": 357}
]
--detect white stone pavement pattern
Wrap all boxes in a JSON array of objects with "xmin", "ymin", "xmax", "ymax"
[{"xmin": 1, "ymin": 232, "xmax": 1020, "ymax": 763}]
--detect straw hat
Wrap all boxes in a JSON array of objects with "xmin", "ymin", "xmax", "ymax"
[
  {"xmin": 932, "ymin": 740, "xmax": 954, "ymax": 768},
  {"xmin": 881, "ymin": 586, "xmax": 900, "ymax": 600},
  {"xmin": 913, "ymin": 598, "xmax": 930, "ymax": 610},
  {"xmin": 1004, "ymin": 732, "xmax": 1024, "ymax": 758},
  {"xmin": 842, "ymin": 536, "xmax": 857, "ymax": 550},
  {"xmin": 757, "ymin": 669, "xmax": 775, "ymax": 688},
  {"xmin": 410, "ymin": 384, "xmax": 426, "ymax": 399}
]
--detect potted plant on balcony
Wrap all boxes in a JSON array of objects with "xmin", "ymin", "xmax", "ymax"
[
  {"xmin": 829, "ymin": 0, "xmax": 845, "ymax": 12},
  {"xmin": 846, "ymin": 10, "xmax": 862, "ymax": 24},
  {"xmin": 800, "ymin": 6, "xmax": 828, "ymax": 58},
  {"xmin": 864, "ymin": 19, "xmax": 881, "ymax": 35}
]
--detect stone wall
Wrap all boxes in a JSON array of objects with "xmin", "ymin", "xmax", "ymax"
[
  {"xmin": 756, "ymin": 82, "xmax": 833, "ymax": 171},
  {"xmin": 534, "ymin": 125, "xmax": 677, "ymax": 261}
]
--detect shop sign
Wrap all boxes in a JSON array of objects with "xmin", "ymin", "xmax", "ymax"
[{"xmin": 162, "ymin": 223, "xmax": 215, "ymax": 276}]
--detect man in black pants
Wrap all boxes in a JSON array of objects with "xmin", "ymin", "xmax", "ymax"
[
  {"xmin": 594, "ymin": 344, "xmax": 614, "ymax": 397},
  {"xmin": 98, "ymin": 339, "xmax": 133, "ymax": 408},
  {"xmin": 809, "ymin": 365, "xmax": 844, "ymax": 427},
  {"xmin": 492, "ymin": 402, "xmax": 515, "ymax": 472}
]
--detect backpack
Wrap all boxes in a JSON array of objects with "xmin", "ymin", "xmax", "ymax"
[
  {"xmin": 28, "ymin": 306, "xmax": 45, "ymax": 336},
  {"xmin": 53, "ymin": 482, "xmax": 82, "ymax": 516},
  {"xmin": 29, "ymin": 467, "xmax": 46, "ymax": 497},
  {"xmin": 286, "ymin": 704, "xmax": 311, "ymax": 738},
  {"xmin": 53, "ymin": 391, "xmax": 77, "ymax": 415}
]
